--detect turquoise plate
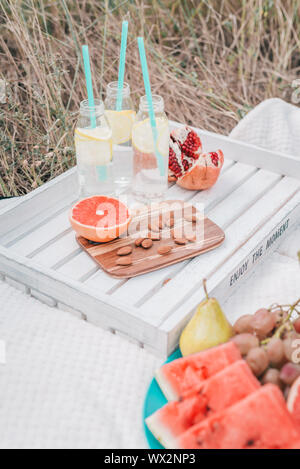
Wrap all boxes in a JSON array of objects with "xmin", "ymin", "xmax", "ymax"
[{"xmin": 143, "ymin": 348, "xmax": 182, "ymax": 449}]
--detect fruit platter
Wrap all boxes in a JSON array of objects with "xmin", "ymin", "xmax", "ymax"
[
  {"xmin": 144, "ymin": 291, "xmax": 300, "ymax": 449},
  {"xmin": 0, "ymin": 123, "xmax": 299, "ymax": 356}
]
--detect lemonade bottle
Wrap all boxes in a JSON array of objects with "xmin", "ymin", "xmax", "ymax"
[
  {"xmin": 132, "ymin": 95, "xmax": 169, "ymax": 201},
  {"xmin": 105, "ymin": 82, "xmax": 135, "ymax": 190},
  {"xmin": 75, "ymin": 99, "xmax": 114, "ymax": 197}
]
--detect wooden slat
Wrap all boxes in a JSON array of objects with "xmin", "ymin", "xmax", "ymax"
[
  {"xmin": 9, "ymin": 209, "xmax": 71, "ymax": 257},
  {"xmin": 83, "ymin": 269, "xmax": 124, "ymax": 293},
  {"xmin": 31, "ymin": 230, "xmax": 79, "ymax": 267},
  {"xmin": 187, "ymin": 163, "xmax": 257, "ymax": 211},
  {"xmin": 140, "ymin": 176, "xmax": 300, "ymax": 325},
  {"xmin": 31, "ymin": 230, "xmax": 125, "ymax": 292},
  {"xmin": 55, "ymin": 250, "xmax": 99, "ymax": 281},
  {"xmin": 207, "ymin": 169, "xmax": 281, "ymax": 229},
  {"xmin": 0, "ymin": 169, "xmax": 77, "ymax": 243}
]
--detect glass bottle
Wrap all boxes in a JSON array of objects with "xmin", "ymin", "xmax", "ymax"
[
  {"xmin": 132, "ymin": 95, "xmax": 169, "ymax": 202},
  {"xmin": 75, "ymin": 99, "xmax": 114, "ymax": 198},
  {"xmin": 104, "ymin": 81, "xmax": 135, "ymax": 190}
]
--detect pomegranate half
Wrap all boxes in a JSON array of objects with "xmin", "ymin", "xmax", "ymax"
[{"xmin": 169, "ymin": 127, "xmax": 224, "ymax": 191}]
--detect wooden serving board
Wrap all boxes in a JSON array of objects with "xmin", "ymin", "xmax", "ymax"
[{"xmin": 76, "ymin": 201, "xmax": 225, "ymax": 279}]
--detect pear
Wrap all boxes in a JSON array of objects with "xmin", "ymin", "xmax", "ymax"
[{"xmin": 180, "ymin": 279, "xmax": 234, "ymax": 357}]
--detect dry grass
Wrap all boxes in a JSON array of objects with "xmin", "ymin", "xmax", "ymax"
[{"xmin": 0, "ymin": 0, "xmax": 300, "ymax": 196}]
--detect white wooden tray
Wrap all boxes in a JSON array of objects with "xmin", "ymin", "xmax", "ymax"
[{"xmin": 0, "ymin": 122, "xmax": 299, "ymax": 357}]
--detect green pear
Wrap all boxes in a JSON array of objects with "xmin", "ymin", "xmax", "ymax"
[{"xmin": 180, "ymin": 280, "xmax": 234, "ymax": 357}]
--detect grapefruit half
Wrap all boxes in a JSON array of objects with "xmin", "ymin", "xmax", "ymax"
[
  {"xmin": 69, "ymin": 196, "xmax": 131, "ymax": 243},
  {"xmin": 287, "ymin": 375, "xmax": 300, "ymax": 431}
]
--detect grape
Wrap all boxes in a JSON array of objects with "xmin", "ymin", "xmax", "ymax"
[
  {"xmin": 251, "ymin": 309, "xmax": 276, "ymax": 340},
  {"xmin": 233, "ymin": 315, "xmax": 254, "ymax": 335},
  {"xmin": 246, "ymin": 347, "xmax": 269, "ymax": 377},
  {"xmin": 231, "ymin": 333, "xmax": 259, "ymax": 356},
  {"xmin": 271, "ymin": 309, "xmax": 288, "ymax": 328},
  {"xmin": 283, "ymin": 338, "xmax": 294, "ymax": 361},
  {"xmin": 266, "ymin": 338, "xmax": 286, "ymax": 368},
  {"xmin": 283, "ymin": 332, "xmax": 300, "ymax": 361},
  {"xmin": 279, "ymin": 363, "xmax": 300, "ymax": 386},
  {"xmin": 261, "ymin": 368, "xmax": 283, "ymax": 389},
  {"xmin": 294, "ymin": 318, "xmax": 300, "ymax": 334}
]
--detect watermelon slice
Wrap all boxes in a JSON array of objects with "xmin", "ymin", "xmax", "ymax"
[
  {"xmin": 287, "ymin": 376, "xmax": 300, "ymax": 432},
  {"xmin": 146, "ymin": 360, "xmax": 260, "ymax": 449},
  {"xmin": 176, "ymin": 384, "xmax": 300, "ymax": 449},
  {"xmin": 285, "ymin": 440, "xmax": 300, "ymax": 449},
  {"xmin": 155, "ymin": 342, "xmax": 241, "ymax": 401}
]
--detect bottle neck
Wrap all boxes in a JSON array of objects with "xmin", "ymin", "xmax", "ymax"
[
  {"xmin": 79, "ymin": 99, "xmax": 104, "ymax": 118},
  {"xmin": 139, "ymin": 94, "xmax": 164, "ymax": 113},
  {"xmin": 106, "ymin": 81, "xmax": 130, "ymax": 99}
]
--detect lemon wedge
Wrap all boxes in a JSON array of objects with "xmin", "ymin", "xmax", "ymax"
[
  {"xmin": 105, "ymin": 109, "xmax": 136, "ymax": 145},
  {"xmin": 75, "ymin": 127, "xmax": 113, "ymax": 165},
  {"xmin": 132, "ymin": 117, "xmax": 169, "ymax": 155}
]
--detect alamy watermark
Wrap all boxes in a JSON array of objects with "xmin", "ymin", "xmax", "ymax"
[
  {"xmin": 292, "ymin": 339, "xmax": 300, "ymax": 364},
  {"xmin": 92, "ymin": 196, "xmax": 205, "ymax": 243}
]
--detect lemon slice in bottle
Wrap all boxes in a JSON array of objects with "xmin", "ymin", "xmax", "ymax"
[
  {"xmin": 105, "ymin": 109, "xmax": 136, "ymax": 145},
  {"xmin": 75, "ymin": 127, "xmax": 113, "ymax": 165},
  {"xmin": 132, "ymin": 117, "xmax": 169, "ymax": 156}
]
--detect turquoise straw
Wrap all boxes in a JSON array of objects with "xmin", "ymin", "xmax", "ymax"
[
  {"xmin": 116, "ymin": 21, "xmax": 128, "ymax": 111},
  {"xmin": 137, "ymin": 37, "xmax": 165, "ymax": 177},
  {"xmin": 82, "ymin": 45, "xmax": 96, "ymax": 128}
]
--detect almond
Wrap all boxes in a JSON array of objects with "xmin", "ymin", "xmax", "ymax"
[
  {"xmin": 149, "ymin": 232, "xmax": 161, "ymax": 241},
  {"xmin": 174, "ymin": 238, "xmax": 187, "ymax": 245},
  {"xmin": 186, "ymin": 233, "xmax": 196, "ymax": 242},
  {"xmin": 117, "ymin": 246, "xmax": 132, "ymax": 256},
  {"xmin": 141, "ymin": 238, "xmax": 153, "ymax": 249},
  {"xmin": 163, "ymin": 278, "xmax": 171, "ymax": 286},
  {"xmin": 158, "ymin": 245, "xmax": 172, "ymax": 255},
  {"xmin": 116, "ymin": 256, "xmax": 132, "ymax": 266},
  {"xmin": 135, "ymin": 237, "xmax": 144, "ymax": 247}
]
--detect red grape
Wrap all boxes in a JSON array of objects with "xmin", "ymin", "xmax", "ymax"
[
  {"xmin": 266, "ymin": 338, "xmax": 286, "ymax": 368},
  {"xmin": 261, "ymin": 368, "xmax": 283, "ymax": 389},
  {"xmin": 251, "ymin": 309, "xmax": 276, "ymax": 340},
  {"xmin": 283, "ymin": 332, "xmax": 300, "ymax": 361},
  {"xmin": 246, "ymin": 347, "xmax": 269, "ymax": 377},
  {"xmin": 271, "ymin": 309, "xmax": 288, "ymax": 328},
  {"xmin": 279, "ymin": 363, "xmax": 300, "ymax": 386},
  {"xmin": 294, "ymin": 318, "xmax": 300, "ymax": 334},
  {"xmin": 233, "ymin": 315, "xmax": 254, "ymax": 335},
  {"xmin": 231, "ymin": 333, "xmax": 259, "ymax": 356}
]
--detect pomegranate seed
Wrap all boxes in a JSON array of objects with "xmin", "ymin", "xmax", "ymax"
[{"xmin": 169, "ymin": 128, "xmax": 202, "ymax": 180}]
